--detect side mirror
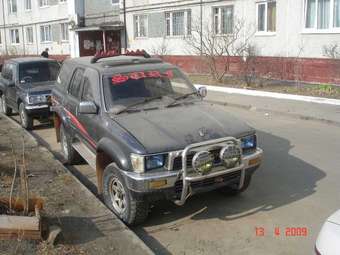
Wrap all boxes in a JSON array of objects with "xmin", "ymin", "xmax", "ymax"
[
  {"xmin": 78, "ymin": 101, "xmax": 98, "ymax": 114},
  {"xmin": 197, "ymin": 86, "xmax": 207, "ymax": 98}
]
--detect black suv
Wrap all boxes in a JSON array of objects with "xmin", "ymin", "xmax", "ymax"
[
  {"xmin": 0, "ymin": 57, "xmax": 60, "ymax": 129},
  {"xmin": 51, "ymin": 51, "xmax": 263, "ymax": 225}
]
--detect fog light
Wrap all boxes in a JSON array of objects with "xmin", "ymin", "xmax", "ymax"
[
  {"xmin": 192, "ymin": 151, "xmax": 214, "ymax": 175},
  {"xmin": 220, "ymin": 144, "xmax": 241, "ymax": 169}
]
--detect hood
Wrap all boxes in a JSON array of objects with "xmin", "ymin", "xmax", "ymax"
[
  {"xmin": 20, "ymin": 81, "xmax": 55, "ymax": 95},
  {"xmin": 114, "ymin": 102, "xmax": 254, "ymax": 154}
]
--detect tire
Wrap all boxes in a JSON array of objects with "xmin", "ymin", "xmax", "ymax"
[
  {"xmin": 59, "ymin": 124, "xmax": 81, "ymax": 164},
  {"xmin": 0, "ymin": 94, "xmax": 12, "ymax": 116},
  {"xmin": 218, "ymin": 175, "xmax": 252, "ymax": 196},
  {"xmin": 103, "ymin": 164, "xmax": 149, "ymax": 225},
  {"xmin": 19, "ymin": 103, "xmax": 33, "ymax": 130}
]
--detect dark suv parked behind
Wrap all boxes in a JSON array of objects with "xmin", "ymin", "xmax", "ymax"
[
  {"xmin": 0, "ymin": 57, "xmax": 60, "ymax": 129},
  {"xmin": 52, "ymin": 51, "xmax": 263, "ymax": 225}
]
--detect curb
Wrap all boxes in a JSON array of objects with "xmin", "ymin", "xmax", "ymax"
[
  {"xmin": 194, "ymin": 84, "xmax": 340, "ymax": 106},
  {"xmin": 0, "ymin": 113, "xmax": 154, "ymax": 255},
  {"xmin": 206, "ymin": 99, "xmax": 340, "ymax": 128}
]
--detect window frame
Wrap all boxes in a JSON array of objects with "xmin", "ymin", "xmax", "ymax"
[
  {"xmin": 212, "ymin": 5, "xmax": 234, "ymax": 35},
  {"xmin": 165, "ymin": 10, "xmax": 191, "ymax": 37},
  {"xmin": 39, "ymin": 0, "xmax": 49, "ymax": 8},
  {"xmin": 303, "ymin": 0, "xmax": 340, "ymax": 33},
  {"xmin": 24, "ymin": 0, "xmax": 31, "ymax": 11},
  {"xmin": 10, "ymin": 29, "xmax": 20, "ymax": 44},
  {"xmin": 8, "ymin": 0, "xmax": 17, "ymax": 14},
  {"xmin": 40, "ymin": 25, "xmax": 52, "ymax": 43},
  {"xmin": 134, "ymin": 14, "xmax": 148, "ymax": 38},
  {"xmin": 25, "ymin": 27, "xmax": 34, "ymax": 44},
  {"xmin": 61, "ymin": 23, "xmax": 69, "ymax": 41},
  {"xmin": 255, "ymin": 1, "xmax": 277, "ymax": 36}
]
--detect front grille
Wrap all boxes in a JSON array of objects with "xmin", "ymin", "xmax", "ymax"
[
  {"xmin": 175, "ymin": 170, "xmax": 241, "ymax": 194},
  {"xmin": 172, "ymin": 148, "xmax": 222, "ymax": 171}
]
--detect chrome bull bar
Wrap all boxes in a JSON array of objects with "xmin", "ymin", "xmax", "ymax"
[{"xmin": 174, "ymin": 137, "xmax": 244, "ymax": 206}]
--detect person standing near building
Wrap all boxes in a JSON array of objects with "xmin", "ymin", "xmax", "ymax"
[{"xmin": 41, "ymin": 48, "xmax": 49, "ymax": 58}]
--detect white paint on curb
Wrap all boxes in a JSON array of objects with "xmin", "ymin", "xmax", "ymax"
[{"xmin": 194, "ymin": 84, "xmax": 340, "ymax": 106}]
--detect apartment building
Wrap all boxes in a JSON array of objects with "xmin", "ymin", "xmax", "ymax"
[
  {"xmin": 0, "ymin": 0, "xmax": 70, "ymax": 56},
  {"xmin": 125, "ymin": 0, "xmax": 340, "ymax": 84}
]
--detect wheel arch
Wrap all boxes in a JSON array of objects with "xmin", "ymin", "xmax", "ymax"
[{"xmin": 96, "ymin": 138, "xmax": 130, "ymax": 194}]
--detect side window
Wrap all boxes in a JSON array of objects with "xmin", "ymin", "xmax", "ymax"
[
  {"xmin": 68, "ymin": 68, "xmax": 84, "ymax": 99},
  {"xmin": 1, "ymin": 64, "xmax": 8, "ymax": 79},
  {"xmin": 7, "ymin": 64, "xmax": 14, "ymax": 81},
  {"xmin": 81, "ymin": 77, "xmax": 94, "ymax": 101}
]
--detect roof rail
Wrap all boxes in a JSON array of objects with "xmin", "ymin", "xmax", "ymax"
[{"xmin": 90, "ymin": 49, "xmax": 151, "ymax": 64}]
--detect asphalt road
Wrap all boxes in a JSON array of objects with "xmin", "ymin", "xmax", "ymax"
[{"xmin": 10, "ymin": 104, "xmax": 340, "ymax": 255}]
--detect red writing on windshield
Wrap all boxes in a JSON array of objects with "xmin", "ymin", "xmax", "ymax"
[{"xmin": 111, "ymin": 70, "xmax": 174, "ymax": 85}]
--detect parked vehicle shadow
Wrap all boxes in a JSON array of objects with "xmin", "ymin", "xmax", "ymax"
[{"xmin": 134, "ymin": 130, "xmax": 326, "ymax": 253}]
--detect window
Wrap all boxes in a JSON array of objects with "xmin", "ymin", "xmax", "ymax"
[
  {"xmin": 61, "ymin": 23, "xmax": 69, "ymax": 41},
  {"xmin": 165, "ymin": 10, "xmax": 191, "ymax": 36},
  {"xmin": 69, "ymin": 69, "xmax": 84, "ymax": 99},
  {"xmin": 10, "ymin": 29, "xmax": 19, "ymax": 44},
  {"xmin": 213, "ymin": 6, "xmax": 234, "ymax": 34},
  {"xmin": 8, "ymin": 0, "xmax": 17, "ymax": 14},
  {"xmin": 82, "ymin": 78, "xmax": 94, "ymax": 101},
  {"xmin": 39, "ymin": 0, "xmax": 48, "ymax": 7},
  {"xmin": 3, "ymin": 64, "xmax": 14, "ymax": 81},
  {"xmin": 24, "ymin": 0, "xmax": 31, "ymax": 10},
  {"xmin": 257, "ymin": 1, "xmax": 276, "ymax": 33},
  {"xmin": 111, "ymin": 0, "xmax": 119, "ymax": 4},
  {"xmin": 26, "ymin": 27, "xmax": 34, "ymax": 44},
  {"xmin": 305, "ymin": 0, "xmax": 340, "ymax": 30},
  {"xmin": 134, "ymin": 15, "xmax": 147, "ymax": 38},
  {"xmin": 60, "ymin": 0, "xmax": 67, "ymax": 2},
  {"xmin": 40, "ymin": 25, "xmax": 52, "ymax": 42}
]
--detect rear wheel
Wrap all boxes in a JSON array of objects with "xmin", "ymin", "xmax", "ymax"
[
  {"xmin": 0, "ymin": 94, "xmax": 12, "ymax": 116},
  {"xmin": 218, "ymin": 175, "xmax": 252, "ymax": 196},
  {"xmin": 103, "ymin": 164, "xmax": 149, "ymax": 225},
  {"xmin": 19, "ymin": 103, "xmax": 33, "ymax": 130},
  {"xmin": 59, "ymin": 124, "xmax": 81, "ymax": 164}
]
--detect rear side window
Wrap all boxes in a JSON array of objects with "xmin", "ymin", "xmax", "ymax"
[
  {"xmin": 81, "ymin": 77, "xmax": 94, "ymax": 101},
  {"xmin": 2, "ymin": 64, "xmax": 14, "ymax": 81},
  {"xmin": 57, "ymin": 62, "xmax": 73, "ymax": 91},
  {"xmin": 69, "ymin": 68, "xmax": 84, "ymax": 99}
]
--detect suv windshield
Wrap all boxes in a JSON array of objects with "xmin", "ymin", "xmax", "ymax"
[
  {"xmin": 103, "ymin": 68, "xmax": 197, "ymax": 110},
  {"xmin": 19, "ymin": 61, "xmax": 59, "ymax": 84}
]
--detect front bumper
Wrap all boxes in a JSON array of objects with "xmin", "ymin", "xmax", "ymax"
[
  {"xmin": 122, "ymin": 142, "xmax": 263, "ymax": 204},
  {"xmin": 25, "ymin": 104, "xmax": 51, "ymax": 116}
]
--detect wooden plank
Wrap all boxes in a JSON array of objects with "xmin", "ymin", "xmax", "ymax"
[
  {"xmin": 0, "ymin": 230, "xmax": 41, "ymax": 240},
  {"xmin": 0, "ymin": 215, "xmax": 40, "ymax": 231}
]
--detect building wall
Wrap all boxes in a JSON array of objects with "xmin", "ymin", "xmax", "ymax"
[
  {"xmin": 0, "ymin": 0, "xmax": 70, "ymax": 56},
  {"xmin": 123, "ymin": 0, "xmax": 340, "ymax": 84}
]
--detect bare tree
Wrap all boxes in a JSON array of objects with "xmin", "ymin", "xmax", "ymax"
[
  {"xmin": 150, "ymin": 37, "xmax": 171, "ymax": 58},
  {"xmin": 240, "ymin": 44, "xmax": 259, "ymax": 87},
  {"xmin": 323, "ymin": 43, "xmax": 340, "ymax": 59},
  {"xmin": 185, "ymin": 18, "xmax": 255, "ymax": 82}
]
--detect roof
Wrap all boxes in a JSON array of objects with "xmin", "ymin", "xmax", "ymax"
[
  {"xmin": 65, "ymin": 55, "xmax": 175, "ymax": 74},
  {"xmin": 7, "ymin": 57, "xmax": 58, "ymax": 64}
]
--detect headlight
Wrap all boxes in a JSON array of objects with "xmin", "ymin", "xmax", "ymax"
[
  {"xmin": 131, "ymin": 153, "xmax": 166, "ymax": 173},
  {"xmin": 145, "ymin": 154, "xmax": 165, "ymax": 170},
  {"xmin": 28, "ymin": 95, "xmax": 47, "ymax": 104},
  {"xmin": 241, "ymin": 135, "xmax": 257, "ymax": 150}
]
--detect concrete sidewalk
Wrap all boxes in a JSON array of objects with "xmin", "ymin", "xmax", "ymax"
[{"xmin": 203, "ymin": 88, "xmax": 340, "ymax": 127}]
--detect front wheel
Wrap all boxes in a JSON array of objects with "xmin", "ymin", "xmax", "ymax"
[
  {"xmin": 103, "ymin": 164, "xmax": 149, "ymax": 225},
  {"xmin": 218, "ymin": 175, "xmax": 252, "ymax": 196},
  {"xmin": 0, "ymin": 94, "xmax": 12, "ymax": 116},
  {"xmin": 19, "ymin": 103, "xmax": 33, "ymax": 130}
]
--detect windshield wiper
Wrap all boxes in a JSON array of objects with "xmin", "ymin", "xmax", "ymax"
[
  {"xmin": 114, "ymin": 96, "xmax": 163, "ymax": 114},
  {"xmin": 166, "ymin": 92, "xmax": 198, "ymax": 107}
]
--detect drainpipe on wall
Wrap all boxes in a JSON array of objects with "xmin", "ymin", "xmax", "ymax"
[
  {"xmin": 1, "ymin": 0, "xmax": 8, "ymax": 55},
  {"xmin": 123, "ymin": 0, "xmax": 127, "ymax": 51},
  {"xmin": 21, "ymin": 25, "xmax": 25, "ymax": 55},
  {"xmin": 200, "ymin": 0, "xmax": 202, "ymax": 56}
]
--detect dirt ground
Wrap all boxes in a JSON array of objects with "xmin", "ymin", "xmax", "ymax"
[
  {"xmin": 189, "ymin": 74, "xmax": 340, "ymax": 99},
  {"xmin": 0, "ymin": 115, "xmax": 151, "ymax": 255}
]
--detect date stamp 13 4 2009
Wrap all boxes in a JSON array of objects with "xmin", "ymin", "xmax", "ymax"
[{"xmin": 255, "ymin": 227, "xmax": 308, "ymax": 237}]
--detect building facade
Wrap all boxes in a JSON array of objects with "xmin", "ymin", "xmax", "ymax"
[{"xmin": 1, "ymin": 0, "xmax": 339, "ymax": 84}]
